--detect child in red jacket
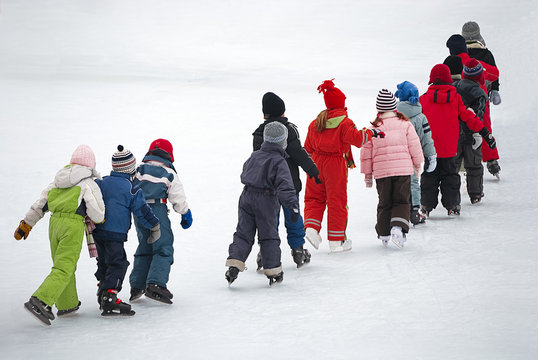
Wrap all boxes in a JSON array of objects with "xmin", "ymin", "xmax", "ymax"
[
  {"xmin": 304, "ymin": 79, "xmax": 384, "ymax": 253},
  {"xmin": 419, "ymin": 64, "xmax": 496, "ymax": 216}
]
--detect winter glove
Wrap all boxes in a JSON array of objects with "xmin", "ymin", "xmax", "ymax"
[
  {"xmin": 308, "ymin": 172, "xmax": 322, "ymax": 184},
  {"xmin": 479, "ymin": 127, "xmax": 496, "ymax": 150},
  {"xmin": 290, "ymin": 209, "xmax": 299, "ymax": 223},
  {"xmin": 14, "ymin": 220, "xmax": 32, "ymax": 240},
  {"xmin": 147, "ymin": 223, "xmax": 161, "ymax": 244},
  {"xmin": 425, "ymin": 156, "xmax": 437, "ymax": 173},
  {"xmin": 490, "ymin": 90, "xmax": 501, "ymax": 105},
  {"xmin": 181, "ymin": 209, "xmax": 193, "ymax": 229},
  {"xmin": 369, "ymin": 128, "xmax": 385, "ymax": 138},
  {"xmin": 472, "ymin": 133, "xmax": 483, "ymax": 150},
  {"xmin": 364, "ymin": 174, "xmax": 373, "ymax": 188}
]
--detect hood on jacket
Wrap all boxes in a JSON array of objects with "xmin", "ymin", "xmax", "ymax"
[
  {"xmin": 396, "ymin": 101, "xmax": 423, "ymax": 119},
  {"xmin": 425, "ymin": 85, "xmax": 457, "ymax": 105},
  {"xmin": 54, "ymin": 164, "xmax": 96, "ymax": 189}
]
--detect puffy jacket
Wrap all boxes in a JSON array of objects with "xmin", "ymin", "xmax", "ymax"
[
  {"xmin": 241, "ymin": 142, "xmax": 299, "ymax": 212},
  {"xmin": 94, "ymin": 171, "xmax": 159, "ymax": 241},
  {"xmin": 134, "ymin": 154, "xmax": 189, "ymax": 215},
  {"xmin": 419, "ymin": 85, "xmax": 484, "ymax": 158},
  {"xmin": 360, "ymin": 112, "xmax": 423, "ymax": 179},
  {"xmin": 23, "ymin": 164, "xmax": 105, "ymax": 227},
  {"xmin": 396, "ymin": 101, "xmax": 437, "ymax": 159},
  {"xmin": 253, "ymin": 116, "xmax": 318, "ymax": 194},
  {"xmin": 467, "ymin": 41, "xmax": 499, "ymax": 92}
]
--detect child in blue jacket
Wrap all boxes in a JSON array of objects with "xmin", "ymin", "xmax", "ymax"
[
  {"xmin": 129, "ymin": 139, "xmax": 192, "ymax": 304},
  {"xmin": 226, "ymin": 122, "xmax": 300, "ymax": 286},
  {"xmin": 93, "ymin": 145, "xmax": 160, "ymax": 316}
]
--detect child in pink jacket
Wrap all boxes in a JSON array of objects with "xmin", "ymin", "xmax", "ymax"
[{"xmin": 360, "ymin": 89, "xmax": 424, "ymax": 248}]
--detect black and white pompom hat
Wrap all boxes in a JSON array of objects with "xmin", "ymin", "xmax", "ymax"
[
  {"xmin": 376, "ymin": 89, "xmax": 398, "ymax": 112},
  {"xmin": 112, "ymin": 145, "xmax": 136, "ymax": 174}
]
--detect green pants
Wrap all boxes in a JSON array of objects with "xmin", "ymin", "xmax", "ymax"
[{"xmin": 33, "ymin": 213, "xmax": 84, "ymax": 310}]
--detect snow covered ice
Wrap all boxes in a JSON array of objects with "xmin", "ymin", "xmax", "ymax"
[{"xmin": 1, "ymin": 0, "xmax": 537, "ymax": 359}]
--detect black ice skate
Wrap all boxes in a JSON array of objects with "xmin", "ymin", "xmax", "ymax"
[
  {"xmin": 487, "ymin": 160, "xmax": 501, "ymax": 179},
  {"xmin": 410, "ymin": 207, "xmax": 426, "ymax": 225},
  {"xmin": 267, "ymin": 272, "xmax": 284, "ymax": 286},
  {"xmin": 256, "ymin": 252, "xmax": 263, "ymax": 271},
  {"xmin": 24, "ymin": 296, "xmax": 55, "ymax": 326},
  {"xmin": 470, "ymin": 193, "xmax": 484, "ymax": 204},
  {"xmin": 129, "ymin": 287, "xmax": 145, "ymax": 301},
  {"xmin": 420, "ymin": 205, "xmax": 432, "ymax": 218},
  {"xmin": 448, "ymin": 204, "xmax": 461, "ymax": 216},
  {"xmin": 291, "ymin": 245, "xmax": 311, "ymax": 268},
  {"xmin": 100, "ymin": 289, "xmax": 135, "ymax": 316},
  {"xmin": 226, "ymin": 266, "xmax": 240, "ymax": 285},
  {"xmin": 145, "ymin": 283, "xmax": 173, "ymax": 304},
  {"xmin": 57, "ymin": 301, "xmax": 81, "ymax": 317}
]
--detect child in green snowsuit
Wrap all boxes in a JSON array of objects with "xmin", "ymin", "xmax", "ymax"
[{"xmin": 14, "ymin": 145, "xmax": 105, "ymax": 326}]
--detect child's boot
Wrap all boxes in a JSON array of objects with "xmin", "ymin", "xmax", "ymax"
[
  {"xmin": 266, "ymin": 272, "xmax": 284, "ymax": 286},
  {"xmin": 291, "ymin": 245, "xmax": 311, "ymax": 268},
  {"xmin": 390, "ymin": 226, "xmax": 406, "ymax": 249},
  {"xmin": 305, "ymin": 227, "xmax": 322, "ymax": 250},
  {"xmin": 57, "ymin": 301, "xmax": 81, "ymax": 317},
  {"xmin": 328, "ymin": 239, "xmax": 352, "ymax": 253},
  {"xmin": 100, "ymin": 289, "xmax": 135, "ymax": 316},
  {"xmin": 24, "ymin": 296, "xmax": 55, "ymax": 326},
  {"xmin": 145, "ymin": 283, "xmax": 173, "ymax": 304},
  {"xmin": 379, "ymin": 235, "xmax": 390, "ymax": 248},
  {"xmin": 129, "ymin": 287, "xmax": 145, "ymax": 301},
  {"xmin": 410, "ymin": 206, "xmax": 425, "ymax": 225},
  {"xmin": 487, "ymin": 160, "xmax": 501, "ymax": 178},
  {"xmin": 225, "ymin": 266, "xmax": 240, "ymax": 285}
]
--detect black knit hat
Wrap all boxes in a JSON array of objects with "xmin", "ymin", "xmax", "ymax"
[
  {"xmin": 446, "ymin": 34, "xmax": 468, "ymax": 56},
  {"xmin": 262, "ymin": 92, "xmax": 286, "ymax": 117},
  {"xmin": 443, "ymin": 55, "xmax": 464, "ymax": 75}
]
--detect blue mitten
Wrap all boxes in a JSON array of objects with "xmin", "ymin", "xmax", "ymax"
[{"xmin": 181, "ymin": 209, "xmax": 193, "ymax": 229}]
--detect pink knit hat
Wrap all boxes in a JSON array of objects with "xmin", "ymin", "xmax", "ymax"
[{"xmin": 70, "ymin": 144, "xmax": 96, "ymax": 169}]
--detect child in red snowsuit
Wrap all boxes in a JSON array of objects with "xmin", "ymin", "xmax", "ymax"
[{"xmin": 303, "ymin": 79, "xmax": 384, "ymax": 253}]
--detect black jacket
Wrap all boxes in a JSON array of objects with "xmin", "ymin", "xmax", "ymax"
[
  {"xmin": 453, "ymin": 79, "xmax": 488, "ymax": 144},
  {"xmin": 468, "ymin": 46, "xmax": 499, "ymax": 93},
  {"xmin": 253, "ymin": 117, "xmax": 318, "ymax": 194}
]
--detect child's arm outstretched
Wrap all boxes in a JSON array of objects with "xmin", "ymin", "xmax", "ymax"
[{"xmin": 14, "ymin": 183, "xmax": 54, "ymax": 240}]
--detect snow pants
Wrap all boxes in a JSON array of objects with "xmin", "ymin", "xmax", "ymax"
[
  {"xmin": 410, "ymin": 173, "xmax": 420, "ymax": 209},
  {"xmin": 455, "ymin": 141, "xmax": 484, "ymax": 202},
  {"xmin": 420, "ymin": 157, "xmax": 460, "ymax": 211},
  {"xmin": 280, "ymin": 194, "xmax": 305, "ymax": 250},
  {"xmin": 130, "ymin": 203, "xmax": 173, "ymax": 290},
  {"xmin": 228, "ymin": 188, "xmax": 282, "ymax": 272},
  {"xmin": 33, "ymin": 213, "xmax": 84, "ymax": 311},
  {"xmin": 304, "ymin": 154, "xmax": 348, "ymax": 243},
  {"xmin": 94, "ymin": 237, "xmax": 129, "ymax": 292},
  {"xmin": 481, "ymin": 104, "xmax": 499, "ymax": 162},
  {"xmin": 375, "ymin": 176, "xmax": 411, "ymax": 236}
]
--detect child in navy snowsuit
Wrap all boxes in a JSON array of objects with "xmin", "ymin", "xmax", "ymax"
[
  {"xmin": 93, "ymin": 145, "xmax": 160, "ymax": 316},
  {"xmin": 129, "ymin": 139, "xmax": 192, "ymax": 304},
  {"xmin": 226, "ymin": 122, "xmax": 300, "ymax": 286},
  {"xmin": 395, "ymin": 81, "xmax": 437, "ymax": 225},
  {"xmin": 252, "ymin": 92, "xmax": 319, "ymax": 269}
]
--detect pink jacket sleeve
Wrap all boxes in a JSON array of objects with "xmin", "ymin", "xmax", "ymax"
[{"xmin": 359, "ymin": 140, "xmax": 373, "ymax": 175}]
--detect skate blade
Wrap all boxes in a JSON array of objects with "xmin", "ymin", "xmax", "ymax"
[
  {"xmin": 145, "ymin": 293, "xmax": 173, "ymax": 304},
  {"xmin": 101, "ymin": 310, "xmax": 136, "ymax": 317},
  {"xmin": 24, "ymin": 302, "xmax": 51, "ymax": 326},
  {"xmin": 269, "ymin": 279, "xmax": 283, "ymax": 287}
]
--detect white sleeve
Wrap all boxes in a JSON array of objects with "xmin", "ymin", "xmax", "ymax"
[
  {"xmin": 82, "ymin": 179, "xmax": 106, "ymax": 223},
  {"xmin": 23, "ymin": 183, "xmax": 54, "ymax": 227},
  {"xmin": 168, "ymin": 174, "xmax": 189, "ymax": 215}
]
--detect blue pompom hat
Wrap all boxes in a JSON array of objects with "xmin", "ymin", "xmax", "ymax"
[{"xmin": 395, "ymin": 81, "xmax": 419, "ymax": 105}]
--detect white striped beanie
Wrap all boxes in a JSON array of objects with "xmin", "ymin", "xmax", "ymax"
[
  {"xmin": 376, "ymin": 89, "xmax": 397, "ymax": 112},
  {"xmin": 112, "ymin": 145, "xmax": 136, "ymax": 174}
]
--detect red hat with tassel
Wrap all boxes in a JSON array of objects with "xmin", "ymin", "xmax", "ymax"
[{"xmin": 317, "ymin": 79, "xmax": 346, "ymax": 109}]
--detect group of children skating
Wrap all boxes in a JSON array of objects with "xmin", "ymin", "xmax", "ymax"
[{"xmin": 14, "ymin": 21, "xmax": 502, "ymax": 325}]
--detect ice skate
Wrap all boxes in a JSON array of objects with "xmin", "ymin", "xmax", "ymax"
[
  {"xmin": 470, "ymin": 193, "xmax": 484, "ymax": 204},
  {"xmin": 390, "ymin": 226, "xmax": 406, "ymax": 249},
  {"xmin": 256, "ymin": 252, "xmax": 263, "ymax": 271},
  {"xmin": 487, "ymin": 160, "xmax": 500, "ymax": 179},
  {"xmin": 267, "ymin": 272, "xmax": 284, "ymax": 286},
  {"xmin": 448, "ymin": 204, "xmax": 461, "ymax": 216},
  {"xmin": 57, "ymin": 301, "xmax": 81, "ymax": 317},
  {"xmin": 226, "ymin": 266, "xmax": 240, "ymax": 285},
  {"xmin": 100, "ymin": 289, "xmax": 135, "ymax": 316},
  {"xmin": 291, "ymin": 245, "xmax": 311, "ymax": 268},
  {"xmin": 129, "ymin": 288, "xmax": 145, "ymax": 301},
  {"xmin": 410, "ymin": 207, "xmax": 426, "ymax": 225},
  {"xmin": 328, "ymin": 239, "xmax": 352, "ymax": 253},
  {"xmin": 305, "ymin": 227, "xmax": 322, "ymax": 250},
  {"xmin": 145, "ymin": 283, "xmax": 173, "ymax": 304},
  {"xmin": 379, "ymin": 235, "xmax": 390, "ymax": 248},
  {"xmin": 24, "ymin": 296, "xmax": 55, "ymax": 326},
  {"xmin": 420, "ymin": 206, "xmax": 432, "ymax": 218}
]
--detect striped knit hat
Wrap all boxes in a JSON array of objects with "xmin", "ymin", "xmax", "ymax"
[
  {"xmin": 376, "ymin": 89, "xmax": 397, "ymax": 112},
  {"xmin": 463, "ymin": 58, "xmax": 483, "ymax": 79},
  {"xmin": 112, "ymin": 145, "xmax": 136, "ymax": 174}
]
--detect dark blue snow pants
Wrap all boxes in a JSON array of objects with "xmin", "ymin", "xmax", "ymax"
[
  {"xmin": 228, "ymin": 189, "xmax": 282, "ymax": 270},
  {"xmin": 94, "ymin": 237, "xmax": 129, "ymax": 292},
  {"xmin": 129, "ymin": 204, "xmax": 174, "ymax": 290},
  {"xmin": 280, "ymin": 194, "xmax": 305, "ymax": 250}
]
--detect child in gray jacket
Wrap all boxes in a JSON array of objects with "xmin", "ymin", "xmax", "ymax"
[
  {"xmin": 395, "ymin": 81, "xmax": 437, "ymax": 225},
  {"xmin": 226, "ymin": 122, "xmax": 300, "ymax": 286}
]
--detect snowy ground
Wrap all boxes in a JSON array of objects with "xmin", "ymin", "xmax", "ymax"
[{"xmin": 1, "ymin": 1, "xmax": 537, "ymax": 359}]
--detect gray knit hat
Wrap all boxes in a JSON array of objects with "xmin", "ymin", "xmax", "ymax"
[
  {"xmin": 462, "ymin": 21, "xmax": 485, "ymax": 45},
  {"xmin": 376, "ymin": 89, "xmax": 397, "ymax": 112},
  {"xmin": 263, "ymin": 121, "xmax": 288, "ymax": 150}
]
